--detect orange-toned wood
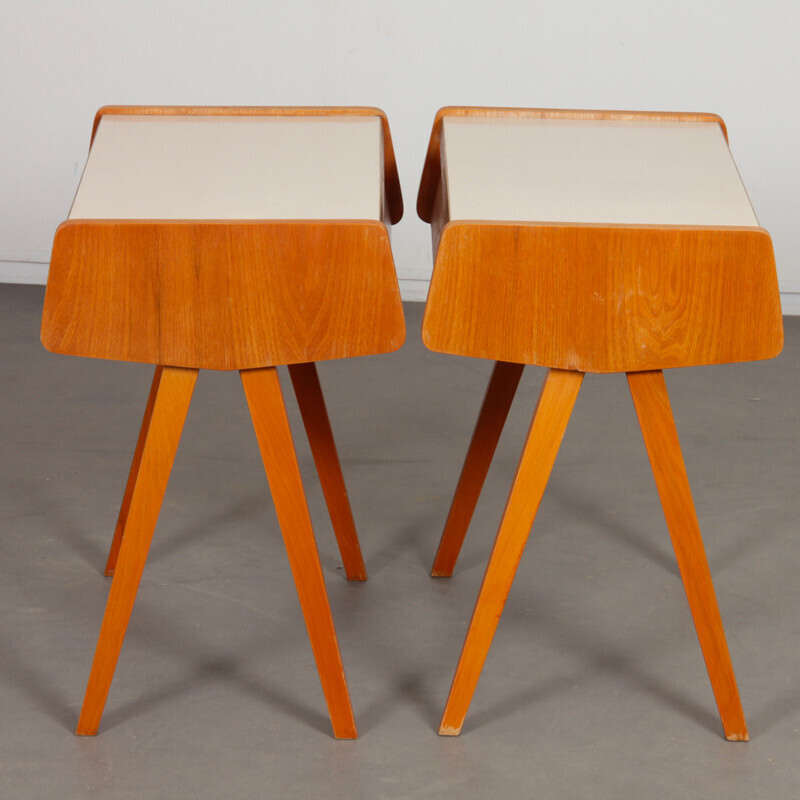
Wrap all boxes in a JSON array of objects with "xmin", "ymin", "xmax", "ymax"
[
  {"xmin": 77, "ymin": 365, "xmax": 197, "ymax": 735},
  {"xmin": 104, "ymin": 365, "xmax": 163, "ymax": 576},
  {"xmin": 439, "ymin": 369, "xmax": 583, "ymax": 735},
  {"xmin": 431, "ymin": 360, "xmax": 525, "ymax": 577},
  {"xmin": 288, "ymin": 362, "xmax": 367, "ymax": 581},
  {"xmin": 423, "ymin": 222, "xmax": 782, "ymax": 373},
  {"xmin": 240, "ymin": 366, "xmax": 357, "ymax": 739},
  {"xmin": 91, "ymin": 106, "xmax": 403, "ymax": 225},
  {"xmin": 627, "ymin": 369, "xmax": 748, "ymax": 741},
  {"xmin": 43, "ymin": 220, "xmax": 405, "ymax": 370},
  {"xmin": 417, "ymin": 106, "xmax": 728, "ymax": 222}
]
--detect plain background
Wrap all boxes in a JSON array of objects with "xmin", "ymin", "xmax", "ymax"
[{"xmin": 0, "ymin": 0, "xmax": 798, "ymax": 303}]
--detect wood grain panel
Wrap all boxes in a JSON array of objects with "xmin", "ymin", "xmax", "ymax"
[
  {"xmin": 417, "ymin": 106, "xmax": 728, "ymax": 222},
  {"xmin": 42, "ymin": 220, "xmax": 405, "ymax": 370},
  {"xmin": 91, "ymin": 106, "xmax": 403, "ymax": 225},
  {"xmin": 422, "ymin": 222, "xmax": 782, "ymax": 373}
]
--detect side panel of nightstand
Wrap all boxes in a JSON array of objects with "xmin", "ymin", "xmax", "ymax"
[
  {"xmin": 422, "ymin": 222, "xmax": 782, "ymax": 373},
  {"xmin": 42, "ymin": 220, "xmax": 405, "ymax": 370}
]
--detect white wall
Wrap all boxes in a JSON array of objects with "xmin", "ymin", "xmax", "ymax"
[{"xmin": 1, "ymin": 0, "xmax": 798, "ymax": 304}]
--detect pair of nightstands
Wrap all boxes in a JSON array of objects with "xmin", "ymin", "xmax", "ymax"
[{"xmin": 42, "ymin": 105, "xmax": 781, "ymax": 741}]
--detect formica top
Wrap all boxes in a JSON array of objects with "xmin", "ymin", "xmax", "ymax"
[
  {"xmin": 69, "ymin": 114, "xmax": 385, "ymax": 221},
  {"xmin": 440, "ymin": 116, "xmax": 758, "ymax": 227}
]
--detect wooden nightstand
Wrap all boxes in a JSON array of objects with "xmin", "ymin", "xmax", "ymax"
[
  {"xmin": 43, "ymin": 106, "xmax": 405, "ymax": 739},
  {"xmin": 418, "ymin": 106, "xmax": 782, "ymax": 741}
]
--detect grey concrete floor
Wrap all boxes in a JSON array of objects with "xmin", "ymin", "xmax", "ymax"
[{"xmin": 1, "ymin": 284, "xmax": 799, "ymax": 798}]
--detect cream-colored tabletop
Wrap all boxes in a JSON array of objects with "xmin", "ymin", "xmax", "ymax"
[
  {"xmin": 441, "ymin": 116, "xmax": 757, "ymax": 227},
  {"xmin": 69, "ymin": 114, "xmax": 385, "ymax": 221}
]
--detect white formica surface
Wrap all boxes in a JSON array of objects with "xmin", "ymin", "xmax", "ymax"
[
  {"xmin": 441, "ymin": 116, "xmax": 759, "ymax": 227},
  {"xmin": 69, "ymin": 115, "xmax": 384, "ymax": 221}
]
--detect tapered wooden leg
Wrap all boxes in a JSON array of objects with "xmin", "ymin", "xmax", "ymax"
[
  {"xmin": 288, "ymin": 362, "xmax": 367, "ymax": 581},
  {"xmin": 432, "ymin": 361, "xmax": 525, "ymax": 577},
  {"xmin": 241, "ymin": 367, "xmax": 357, "ymax": 739},
  {"xmin": 439, "ymin": 369, "xmax": 583, "ymax": 735},
  {"xmin": 627, "ymin": 369, "xmax": 748, "ymax": 741},
  {"xmin": 77, "ymin": 366, "xmax": 197, "ymax": 735},
  {"xmin": 104, "ymin": 365, "xmax": 164, "ymax": 577}
]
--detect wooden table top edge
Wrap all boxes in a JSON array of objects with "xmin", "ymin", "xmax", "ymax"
[
  {"xmin": 56, "ymin": 217, "xmax": 394, "ymax": 230},
  {"xmin": 417, "ymin": 106, "xmax": 729, "ymax": 223},
  {"xmin": 436, "ymin": 219, "xmax": 770, "ymax": 235},
  {"xmin": 90, "ymin": 105, "xmax": 404, "ymax": 226}
]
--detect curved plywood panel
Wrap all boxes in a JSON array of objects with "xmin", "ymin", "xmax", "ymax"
[
  {"xmin": 43, "ymin": 220, "xmax": 405, "ymax": 370},
  {"xmin": 423, "ymin": 222, "xmax": 782, "ymax": 373}
]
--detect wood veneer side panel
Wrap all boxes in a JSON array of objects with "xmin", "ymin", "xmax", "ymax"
[
  {"xmin": 422, "ymin": 222, "xmax": 782, "ymax": 372},
  {"xmin": 42, "ymin": 220, "xmax": 405, "ymax": 370},
  {"xmin": 417, "ymin": 107, "xmax": 729, "ymax": 222},
  {"xmin": 90, "ymin": 106, "xmax": 403, "ymax": 224}
]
